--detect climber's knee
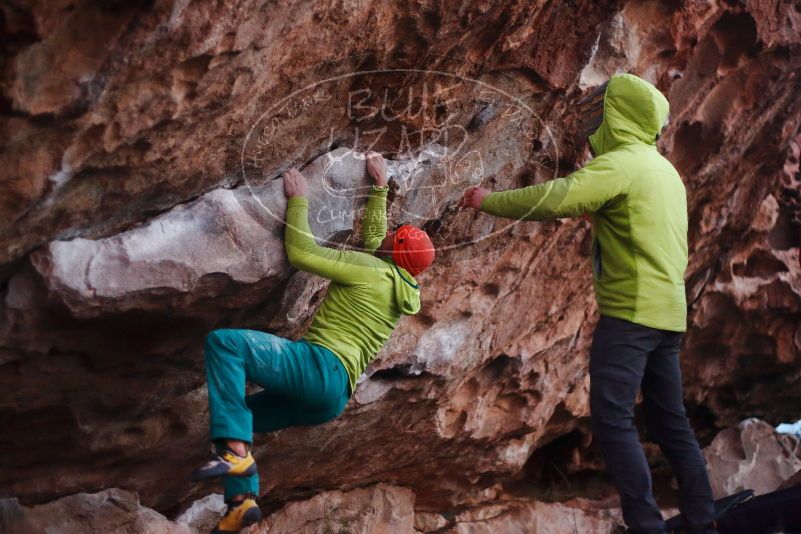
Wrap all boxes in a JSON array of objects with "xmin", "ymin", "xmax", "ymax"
[{"xmin": 204, "ymin": 329, "xmax": 243, "ymax": 361}]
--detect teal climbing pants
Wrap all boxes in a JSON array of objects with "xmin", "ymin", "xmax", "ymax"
[{"xmin": 203, "ymin": 329, "xmax": 350, "ymax": 499}]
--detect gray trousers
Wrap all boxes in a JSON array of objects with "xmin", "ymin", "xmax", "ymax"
[{"xmin": 590, "ymin": 316, "xmax": 716, "ymax": 533}]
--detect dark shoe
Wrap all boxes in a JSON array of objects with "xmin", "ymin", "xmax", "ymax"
[{"xmin": 190, "ymin": 448, "xmax": 257, "ymax": 481}]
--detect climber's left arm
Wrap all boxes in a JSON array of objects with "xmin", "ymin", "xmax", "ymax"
[{"xmin": 283, "ymin": 168, "xmax": 384, "ymax": 285}]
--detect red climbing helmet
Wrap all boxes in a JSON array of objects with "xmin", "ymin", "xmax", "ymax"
[{"xmin": 392, "ymin": 225, "xmax": 435, "ymax": 276}]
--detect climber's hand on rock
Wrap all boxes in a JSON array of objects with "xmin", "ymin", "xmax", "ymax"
[
  {"xmin": 365, "ymin": 151, "xmax": 388, "ymax": 187},
  {"xmin": 283, "ymin": 168, "xmax": 307, "ymax": 198},
  {"xmin": 459, "ymin": 186, "xmax": 490, "ymax": 210}
]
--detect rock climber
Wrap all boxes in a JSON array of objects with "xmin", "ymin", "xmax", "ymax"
[
  {"xmin": 459, "ymin": 73, "xmax": 718, "ymax": 534},
  {"xmin": 190, "ymin": 152, "xmax": 435, "ymax": 533}
]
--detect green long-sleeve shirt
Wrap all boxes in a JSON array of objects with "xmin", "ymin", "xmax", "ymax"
[
  {"xmin": 284, "ymin": 186, "xmax": 421, "ymax": 391},
  {"xmin": 481, "ymin": 74, "xmax": 688, "ymax": 332}
]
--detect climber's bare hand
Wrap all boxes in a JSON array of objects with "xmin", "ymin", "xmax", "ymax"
[
  {"xmin": 365, "ymin": 151, "xmax": 388, "ymax": 187},
  {"xmin": 458, "ymin": 186, "xmax": 490, "ymax": 210},
  {"xmin": 283, "ymin": 168, "xmax": 307, "ymax": 198}
]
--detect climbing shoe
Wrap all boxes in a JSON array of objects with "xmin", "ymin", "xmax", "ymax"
[
  {"xmin": 212, "ymin": 496, "xmax": 262, "ymax": 533},
  {"xmin": 190, "ymin": 447, "xmax": 257, "ymax": 481}
]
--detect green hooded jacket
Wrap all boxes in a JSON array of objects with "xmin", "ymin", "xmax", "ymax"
[
  {"xmin": 481, "ymin": 73, "xmax": 688, "ymax": 332},
  {"xmin": 285, "ymin": 187, "xmax": 421, "ymax": 391}
]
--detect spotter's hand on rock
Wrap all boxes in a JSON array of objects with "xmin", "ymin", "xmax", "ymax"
[
  {"xmin": 458, "ymin": 186, "xmax": 490, "ymax": 209},
  {"xmin": 365, "ymin": 151, "xmax": 389, "ymax": 187},
  {"xmin": 283, "ymin": 168, "xmax": 307, "ymax": 199}
]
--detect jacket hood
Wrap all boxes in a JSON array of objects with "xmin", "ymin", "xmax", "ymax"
[
  {"xmin": 387, "ymin": 259, "xmax": 421, "ymax": 315},
  {"xmin": 589, "ymin": 73, "xmax": 670, "ymax": 156}
]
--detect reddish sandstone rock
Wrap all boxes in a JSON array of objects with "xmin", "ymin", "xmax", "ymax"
[
  {"xmin": 0, "ymin": 489, "xmax": 194, "ymax": 534},
  {"xmin": 7, "ymin": 420, "xmax": 801, "ymax": 534},
  {"xmin": 0, "ymin": 0, "xmax": 799, "ymax": 530},
  {"xmin": 253, "ymin": 484, "xmax": 415, "ymax": 534},
  {"xmin": 704, "ymin": 418, "xmax": 801, "ymax": 498}
]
